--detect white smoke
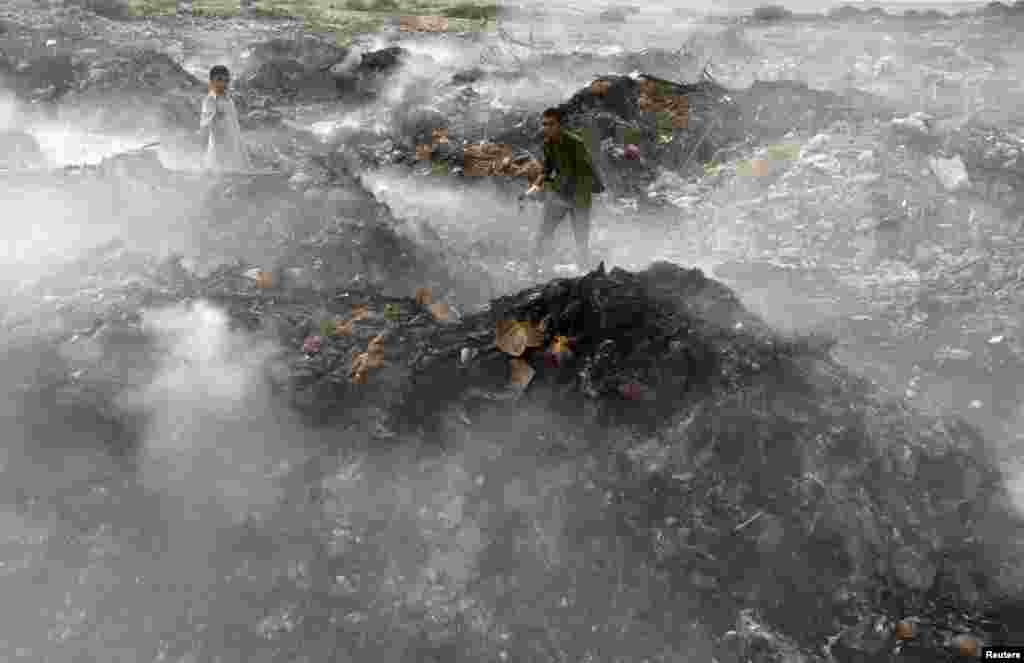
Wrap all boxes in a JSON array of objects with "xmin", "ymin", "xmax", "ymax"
[
  {"xmin": 117, "ymin": 300, "xmax": 304, "ymax": 524},
  {"xmin": 0, "ymin": 91, "xmax": 20, "ymax": 130}
]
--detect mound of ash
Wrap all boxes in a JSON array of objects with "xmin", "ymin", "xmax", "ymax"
[
  {"xmin": 12, "ymin": 256, "xmax": 1021, "ymax": 659},
  {"xmin": 60, "ymin": 47, "xmax": 203, "ymax": 132},
  {"xmin": 286, "ymin": 262, "xmax": 1019, "ymax": 661},
  {"xmin": 238, "ymin": 36, "xmax": 408, "ymax": 103}
]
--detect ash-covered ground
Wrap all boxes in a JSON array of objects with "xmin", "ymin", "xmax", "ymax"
[{"xmin": 0, "ymin": 1, "xmax": 1023, "ymax": 661}]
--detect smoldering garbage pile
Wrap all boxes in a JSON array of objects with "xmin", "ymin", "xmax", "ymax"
[
  {"xmin": 239, "ymin": 36, "xmax": 408, "ymax": 105},
  {"xmin": 390, "ymin": 71, "xmax": 746, "ymax": 201},
  {"xmin": 13, "ymin": 252, "xmax": 1024, "ymax": 659},
  {"xmin": 0, "ymin": 16, "xmax": 204, "ymax": 133},
  {"xmin": 382, "ymin": 69, "xmax": 904, "ymax": 205}
]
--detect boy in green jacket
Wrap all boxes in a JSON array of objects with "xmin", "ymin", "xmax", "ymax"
[{"xmin": 526, "ymin": 107, "xmax": 605, "ymax": 269}]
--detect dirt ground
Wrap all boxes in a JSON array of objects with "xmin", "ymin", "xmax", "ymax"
[{"xmin": 0, "ymin": 2, "xmax": 1023, "ymax": 661}]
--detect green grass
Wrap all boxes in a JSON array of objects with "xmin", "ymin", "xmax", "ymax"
[
  {"xmin": 129, "ymin": 0, "xmax": 176, "ymax": 16},
  {"xmin": 128, "ymin": 0, "xmax": 496, "ymax": 43},
  {"xmin": 765, "ymin": 142, "xmax": 801, "ymax": 161},
  {"xmin": 441, "ymin": 1, "xmax": 495, "ymax": 20},
  {"xmin": 193, "ymin": 0, "xmax": 245, "ymax": 17}
]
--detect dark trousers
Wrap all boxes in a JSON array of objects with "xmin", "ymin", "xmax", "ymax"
[{"xmin": 535, "ymin": 194, "xmax": 592, "ymax": 267}]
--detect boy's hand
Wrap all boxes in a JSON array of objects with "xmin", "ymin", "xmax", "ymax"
[{"xmin": 525, "ymin": 184, "xmax": 541, "ymax": 196}]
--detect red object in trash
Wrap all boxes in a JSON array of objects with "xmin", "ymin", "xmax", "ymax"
[
  {"xmin": 624, "ymin": 144, "xmax": 641, "ymax": 160},
  {"xmin": 303, "ymin": 335, "xmax": 323, "ymax": 355},
  {"xmin": 619, "ymin": 382, "xmax": 643, "ymax": 400}
]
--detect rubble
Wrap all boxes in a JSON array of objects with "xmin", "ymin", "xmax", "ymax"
[
  {"xmin": 739, "ymin": 80, "xmax": 898, "ymax": 141},
  {"xmin": 0, "ymin": 5, "xmax": 1022, "ymax": 661},
  {"xmin": 58, "ymin": 47, "xmax": 205, "ymax": 132},
  {"xmin": 929, "ymin": 154, "xmax": 970, "ymax": 192},
  {"xmin": 238, "ymin": 39, "xmax": 408, "ymax": 102},
  {"xmin": 396, "ymin": 71, "xmax": 745, "ymax": 200},
  {"xmin": 17, "ymin": 253, "xmax": 1020, "ymax": 659}
]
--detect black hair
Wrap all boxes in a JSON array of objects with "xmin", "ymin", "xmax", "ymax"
[
  {"xmin": 542, "ymin": 107, "xmax": 563, "ymax": 123},
  {"xmin": 209, "ymin": 65, "xmax": 230, "ymax": 80}
]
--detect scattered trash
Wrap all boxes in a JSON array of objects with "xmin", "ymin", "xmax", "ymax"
[
  {"xmin": 930, "ymin": 154, "xmax": 970, "ymax": 192},
  {"xmin": 428, "ymin": 302, "xmax": 450, "ymax": 322},
  {"xmin": 968, "ymin": 400, "xmax": 983, "ymax": 409},
  {"xmin": 934, "ymin": 346, "xmax": 972, "ymax": 361},
  {"xmin": 553, "ymin": 264, "xmax": 579, "ymax": 276},
  {"xmin": 619, "ymin": 381, "xmax": 643, "ymax": 401},
  {"xmin": 952, "ymin": 634, "xmax": 979, "ymax": 658},
  {"xmin": 802, "ymin": 133, "xmax": 830, "ymax": 154},
  {"xmin": 495, "ymin": 319, "xmax": 546, "ymax": 357},
  {"xmin": 544, "ymin": 335, "xmax": 573, "ymax": 368},
  {"xmin": 324, "ymin": 306, "xmax": 370, "ymax": 338},
  {"xmin": 987, "ymin": 335, "xmax": 1004, "ymax": 344},
  {"xmin": 415, "ymin": 287, "xmax": 433, "ymax": 307},
  {"xmin": 351, "ymin": 334, "xmax": 385, "ymax": 385},
  {"xmin": 891, "ymin": 112, "xmax": 934, "ymax": 136},
  {"xmin": 321, "ymin": 318, "xmax": 344, "ymax": 338},
  {"xmin": 460, "ymin": 347, "xmax": 477, "ymax": 364},
  {"xmin": 732, "ymin": 510, "xmax": 765, "ymax": 533},
  {"xmin": 748, "ymin": 158, "xmax": 770, "ymax": 177},
  {"xmin": 624, "ymin": 144, "xmax": 641, "ymax": 160},
  {"xmin": 894, "ymin": 620, "xmax": 915, "ymax": 641},
  {"xmin": 509, "ymin": 357, "xmax": 535, "ymax": 391},
  {"xmin": 384, "ymin": 304, "xmax": 401, "ymax": 322},
  {"xmin": 302, "ymin": 335, "xmax": 322, "ymax": 355}
]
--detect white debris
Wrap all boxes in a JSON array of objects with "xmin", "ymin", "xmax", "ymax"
[
  {"xmin": 891, "ymin": 112, "xmax": 934, "ymax": 135},
  {"xmin": 553, "ymin": 263, "xmax": 580, "ymax": 276},
  {"xmin": 288, "ymin": 171, "xmax": 314, "ymax": 189},
  {"xmin": 929, "ymin": 154, "xmax": 969, "ymax": 192},
  {"xmin": 650, "ymin": 168, "xmax": 687, "ymax": 192},
  {"xmin": 802, "ymin": 133, "xmax": 830, "ymax": 154},
  {"xmin": 803, "ymin": 153, "xmax": 841, "ymax": 174}
]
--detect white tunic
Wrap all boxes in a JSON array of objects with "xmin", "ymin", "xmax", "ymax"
[{"xmin": 200, "ymin": 93, "xmax": 251, "ymax": 173}]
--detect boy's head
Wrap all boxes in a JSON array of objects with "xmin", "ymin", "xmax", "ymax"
[
  {"xmin": 541, "ymin": 107, "xmax": 562, "ymax": 143},
  {"xmin": 209, "ymin": 65, "xmax": 230, "ymax": 95}
]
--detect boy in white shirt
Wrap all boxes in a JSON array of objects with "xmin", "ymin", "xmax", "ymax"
[{"xmin": 199, "ymin": 65, "xmax": 251, "ymax": 173}]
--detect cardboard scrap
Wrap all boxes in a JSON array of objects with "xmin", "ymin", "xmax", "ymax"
[
  {"xmin": 509, "ymin": 357, "xmax": 535, "ymax": 390},
  {"xmin": 495, "ymin": 319, "xmax": 546, "ymax": 357}
]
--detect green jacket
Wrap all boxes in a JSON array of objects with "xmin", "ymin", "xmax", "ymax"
[{"xmin": 541, "ymin": 130, "xmax": 605, "ymax": 208}]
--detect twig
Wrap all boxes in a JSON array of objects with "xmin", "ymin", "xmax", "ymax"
[{"xmin": 732, "ymin": 509, "xmax": 764, "ymax": 533}]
